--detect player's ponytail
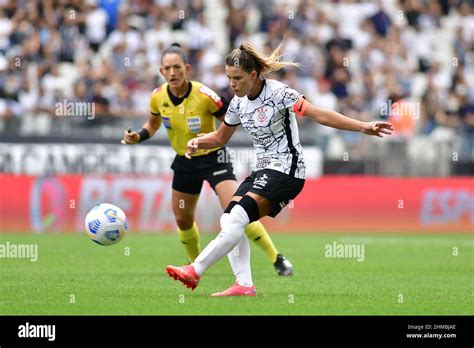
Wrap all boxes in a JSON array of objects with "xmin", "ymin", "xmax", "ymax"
[
  {"xmin": 225, "ymin": 41, "xmax": 301, "ymax": 76},
  {"xmin": 161, "ymin": 42, "xmax": 188, "ymax": 64}
]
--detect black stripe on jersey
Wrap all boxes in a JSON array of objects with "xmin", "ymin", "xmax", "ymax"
[
  {"xmin": 212, "ymin": 96, "xmax": 229, "ymax": 118},
  {"xmin": 284, "ymin": 108, "xmax": 298, "ymax": 177},
  {"xmin": 224, "ymin": 120, "xmax": 240, "ymax": 127}
]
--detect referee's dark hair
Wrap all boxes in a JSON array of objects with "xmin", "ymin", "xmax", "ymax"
[{"xmin": 161, "ymin": 43, "xmax": 188, "ymax": 64}]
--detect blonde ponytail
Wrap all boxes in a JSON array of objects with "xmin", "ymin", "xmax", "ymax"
[{"xmin": 225, "ymin": 41, "xmax": 301, "ymax": 76}]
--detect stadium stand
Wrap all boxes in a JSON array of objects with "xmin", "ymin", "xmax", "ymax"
[{"xmin": 0, "ymin": 0, "xmax": 473, "ymax": 176}]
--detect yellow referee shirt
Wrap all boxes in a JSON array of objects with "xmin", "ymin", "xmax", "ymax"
[{"xmin": 150, "ymin": 81, "xmax": 225, "ymax": 156}]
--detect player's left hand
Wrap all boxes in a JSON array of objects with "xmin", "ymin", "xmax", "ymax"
[{"xmin": 362, "ymin": 122, "xmax": 394, "ymax": 138}]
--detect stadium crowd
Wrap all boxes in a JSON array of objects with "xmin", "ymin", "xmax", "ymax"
[{"xmin": 0, "ymin": 0, "xmax": 473, "ymax": 160}]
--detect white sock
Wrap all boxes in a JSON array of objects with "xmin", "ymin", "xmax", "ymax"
[
  {"xmin": 192, "ymin": 205, "xmax": 249, "ymax": 276},
  {"xmin": 227, "ymin": 234, "xmax": 253, "ymax": 287}
]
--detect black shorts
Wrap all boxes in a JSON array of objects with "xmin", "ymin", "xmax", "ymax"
[
  {"xmin": 234, "ymin": 169, "xmax": 305, "ymax": 217},
  {"xmin": 171, "ymin": 147, "xmax": 236, "ymax": 195}
]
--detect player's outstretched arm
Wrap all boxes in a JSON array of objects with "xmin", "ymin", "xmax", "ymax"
[
  {"xmin": 121, "ymin": 112, "xmax": 162, "ymax": 144},
  {"xmin": 185, "ymin": 122, "xmax": 237, "ymax": 159},
  {"xmin": 295, "ymin": 98, "xmax": 393, "ymax": 138}
]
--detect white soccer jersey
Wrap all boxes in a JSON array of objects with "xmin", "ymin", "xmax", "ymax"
[{"xmin": 224, "ymin": 79, "xmax": 306, "ymax": 179}]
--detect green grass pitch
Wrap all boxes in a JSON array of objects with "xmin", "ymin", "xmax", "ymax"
[{"xmin": 0, "ymin": 233, "xmax": 472, "ymax": 315}]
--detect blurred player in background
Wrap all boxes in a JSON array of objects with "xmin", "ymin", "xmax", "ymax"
[
  {"xmin": 122, "ymin": 43, "xmax": 293, "ymax": 276},
  {"xmin": 166, "ymin": 42, "xmax": 393, "ymax": 296}
]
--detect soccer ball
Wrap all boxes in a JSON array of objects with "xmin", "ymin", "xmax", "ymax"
[{"xmin": 84, "ymin": 203, "xmax": 128, "ymax": 246}]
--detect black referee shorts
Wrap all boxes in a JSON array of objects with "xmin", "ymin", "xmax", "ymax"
[
  {"xmin": 171, "ymin": 147, "xmax": 236, "ymax": 195},
  {"xmin": 234, "ymin": 169, "xmax": 305, "ymax": 217}
]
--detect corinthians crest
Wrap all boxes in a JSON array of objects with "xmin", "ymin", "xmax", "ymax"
[{"xmin": 256, "ymin": 107, "xmax": 268, "ymax": 122}]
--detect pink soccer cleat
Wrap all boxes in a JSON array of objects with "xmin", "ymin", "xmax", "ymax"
[
  {"xmin": 166, "ymin": 264, "xmax": 200, "ymax": 291},
  {"xmin": 211, "ymin": 282, "xmax": 257, "ymax": 297}
]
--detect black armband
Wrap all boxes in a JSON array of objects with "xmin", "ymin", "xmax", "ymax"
[{"xmin": 138, "ymin": 128, "xmax": 150, "ymax": 142}]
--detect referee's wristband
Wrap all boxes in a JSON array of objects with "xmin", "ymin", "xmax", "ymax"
[{"xmin": 137, "ymin": 128, "xmax": 150, "ymax": 142}]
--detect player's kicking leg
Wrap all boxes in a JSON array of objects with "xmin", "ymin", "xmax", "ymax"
[
  {"xmin": 166, "ymin": 169, "xmax": 304, "ymax": 295},
  {"xmin": 211, "ymin": 173, "xmax": 294, "ymax": 276},
  {"xmin": 166, "ymin": 192, "xmax": 267, "ymax": 295}
]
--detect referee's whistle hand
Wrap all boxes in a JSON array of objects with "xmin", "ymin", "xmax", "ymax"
[{"xmin": 121, "ymin": 129, "xmax": 140, "ymax": 144}]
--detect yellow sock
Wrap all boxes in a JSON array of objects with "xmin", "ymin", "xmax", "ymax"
[
  {"xmin": 177, "ymin": 222, "xmax": 200, "ymax": 262},
  {"xmin": 245, "ymin": 221, "xmax": 278, "ymax": 263}
]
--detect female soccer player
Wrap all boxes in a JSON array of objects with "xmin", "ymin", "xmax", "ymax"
[
  {"xmin": 166, "ymin": 42, "xmax": 393, "ymax": 296},
  {"xmin": 122, "ymin": 43, "xmax": 293, "ymax": 276}
]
